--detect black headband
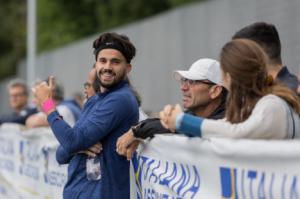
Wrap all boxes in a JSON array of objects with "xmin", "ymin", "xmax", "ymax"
[{"xmin": 94, "ymin": 42, "xmax": 131, "ymax": 63}]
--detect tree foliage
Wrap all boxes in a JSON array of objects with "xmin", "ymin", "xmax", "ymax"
[
  {"xmin": 0, "ymin": 0, "xmax": 202, "ymax": 80},
  {"xmin": 0, "ymin": 0, "xmax": 26, "ymax": 79}
]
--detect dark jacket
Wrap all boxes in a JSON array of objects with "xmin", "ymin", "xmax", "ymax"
[
  {"xmin": 276, "ymin": 66, "xmax": 299, "ymax": 93},
  {"xmin": 0, "ymin": 106, "xmax": 37, "ymax": 125}
]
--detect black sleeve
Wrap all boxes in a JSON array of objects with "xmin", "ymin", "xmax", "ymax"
[
  {"xmin": 133, "ymin": 118, "xmax": 172, "ymax": 139},
  {"xmin": 0, "ymin": 114, "xmax": 27, "ymax": 125},
  {"xmin": 0, "ymin": 107, "xmax": 37, "ymax": 125}
]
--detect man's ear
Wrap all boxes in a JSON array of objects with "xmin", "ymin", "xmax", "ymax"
[
  {"xmin": 126, "ymin": 64, "xmax": 132, "ymax": 74},
  {"xmin": 209, "ymin": 85, "xmax": 222, "ymax": 99}
]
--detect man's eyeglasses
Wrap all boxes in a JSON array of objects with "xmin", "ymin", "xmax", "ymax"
[
  {"xmin": 10, "ymin": 93, "xmax": 26, "ymax": 98},
  {"xmin": 179, "ymin": 78, "xmax": 215, "ymax": 86}
]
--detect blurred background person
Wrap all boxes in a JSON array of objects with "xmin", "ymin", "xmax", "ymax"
[
  {"xmin": 71, "ymin": 92, "xmax": 85, "ymax": 108},
  {"xmin": 0, "ymin": 79, "xmax": 37, "ymax": 125},
  {"xmin": 26, "ymin": 79, "xmax": 80, "ymax": 128},
  {"xmin": 127, "ymin": 78, "xmax": 148, "ymax": 122},
  {"xmin": 84, "ymin": 67, "xmax": 98, "ymax": 100},
  {"xmin": 232, "ymin": 22, "xmax": 299, "ymax": 93}
]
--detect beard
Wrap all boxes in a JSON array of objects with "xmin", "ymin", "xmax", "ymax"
[{"xmin": 97, "ymin": 68, "xmax": 127, "ymax": 89}]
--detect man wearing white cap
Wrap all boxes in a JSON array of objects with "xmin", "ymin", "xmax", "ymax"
[
  {"xmin": 116, "ymin": 58, "xmax": 227, "ymax": 159},
  {"xmin": 174, "ymin": 58, "xmax": 225, "ymax": 119}
]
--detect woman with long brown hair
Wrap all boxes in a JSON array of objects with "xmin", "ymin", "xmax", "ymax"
[{"xmin": 160, "ymin": 39, "xmax": 300, "ymax": 139}]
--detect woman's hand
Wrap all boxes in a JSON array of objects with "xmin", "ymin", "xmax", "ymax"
[{"xmin": 159, "ymin": 104, "xmax": 183, "ymax": 132}]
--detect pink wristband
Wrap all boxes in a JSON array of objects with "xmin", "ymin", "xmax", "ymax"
[{"xmin": 42, "ymin": 99, "xmax": 55, "ymax": 113}]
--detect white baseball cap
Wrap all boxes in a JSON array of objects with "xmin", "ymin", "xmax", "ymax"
[{"xmin": 173, "ymin": 58, "xmax": 222, "ymax": 85}]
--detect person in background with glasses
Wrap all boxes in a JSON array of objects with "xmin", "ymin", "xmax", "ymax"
[
  {"xmin": 0, "ymin": 79, "xmax": 37, "ymax": 125},
  {"xmin": 116, "ymin": 58, "xmax": 227, "ymax": 160},
  {"xmin": 83, "ymin": 67, "xmax": 98, "ymax": 100}
]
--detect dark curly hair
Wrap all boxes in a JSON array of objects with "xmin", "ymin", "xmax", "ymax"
[{"xmin": 93, "ymin": 32, "xmax": 136, "ymax": 63}]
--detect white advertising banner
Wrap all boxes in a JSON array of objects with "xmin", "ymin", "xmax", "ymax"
[
  {"xmin": 1, "ymin": 125, "xmax": 300, "ymax": 199},
  {"xmin": 0, "ymin": 124, "xmax": 67, "ymax": 199},
  {"xmin": 132, "ymin": 134, "xmax": 300, "ymax": 199}
]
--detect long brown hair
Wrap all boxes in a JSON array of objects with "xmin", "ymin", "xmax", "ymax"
[{"xmin": 220, "ymin": 39, "xmax": 300, "ymax": 123}]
